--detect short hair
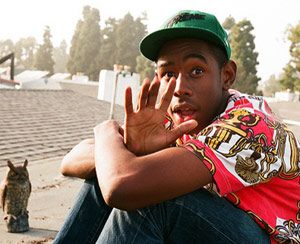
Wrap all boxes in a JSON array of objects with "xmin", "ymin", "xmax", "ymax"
[{"xmin": 207, "ymin": 42, "xmax": 229, "ymax": 70}]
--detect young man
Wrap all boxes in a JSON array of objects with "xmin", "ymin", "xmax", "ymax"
[{"xmin": 53, "ymin": 10, "xmax": 299, "ymax": 243}]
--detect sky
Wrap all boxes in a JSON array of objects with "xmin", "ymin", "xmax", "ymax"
[{"xmin": 1, "ymin": 0, "xmax": 300, "ymax": 82}]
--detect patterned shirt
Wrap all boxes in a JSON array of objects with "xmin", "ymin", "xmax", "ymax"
[{"xmin": 166, "ymin": 90, "xmax": 300, "ymax": 243}]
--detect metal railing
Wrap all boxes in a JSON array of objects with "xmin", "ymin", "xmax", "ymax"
[{"xmin": 0, "ymin": 52, "xmax": 14, "ymax": 80}]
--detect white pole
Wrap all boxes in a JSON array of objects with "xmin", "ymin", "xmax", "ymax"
[{"xmin": 109, "ymin": 71, "xmax": 121, "ymax": 120}]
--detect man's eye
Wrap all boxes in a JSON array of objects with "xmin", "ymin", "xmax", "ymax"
[
  {"xmin": 164, "ymin": 72, "xmax": 176, "ymax": 78},
  {"xmin": 191, "ymin": 68, "xmax": 203, "ymax": 75}
]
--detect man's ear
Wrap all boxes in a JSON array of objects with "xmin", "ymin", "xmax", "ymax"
[{"xmin": 221, "ymin": 60, "xmax": 237, "ymax": 90}]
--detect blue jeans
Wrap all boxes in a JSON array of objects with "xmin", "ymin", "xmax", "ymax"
[{"xmin": 53, "ymin": 178, "xmax": 270, "ymax": 244}]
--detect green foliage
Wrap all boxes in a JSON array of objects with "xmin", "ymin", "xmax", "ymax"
[
  {"xmin": 58, "ymin": 5, "xmax": 149, "ymax": 80},
  {"xmin": 135, "ymin": 54, "xmax": 155, "ymax": 83},
  {"xmin": 222, "ymin": 15, "xmax": 236, "ymax": 42},
  {"xmin": 0, "ymin": 39, "xmax": 14, "ymax": 62},
  {"xmin": 0, "ymin": 39, "xmax": 14, "ymax": 71},
  {"xmin": 230, "ymin": 19, "xmax": 260, "ymax": 94},
  {"xmin": 15, "ymin": 37, "xmax": 37, "ymax": 69},
  {"xmin": 53, "ymin": 40, "xmax": 68, "ymax": 73},
  {"xmin": 98, "ymin": 12, "xmax": 148, "ymax": 75},
  {"xmin": 99, "ymin": 17, "xmax": 118, "ymax": 70},
  {"xmin": 33, "ymin": 26, "xmax": 55, "ymax": 75},
  {"xmin": 114, "ymin": 13, "xmax": 148, "ymax": 72},
  {"xmin": 67, "ymin": 6, "xmax": 148, "ymax": 80},
  {"xmin": 2, "ymin": 6, "xmax": 151, "ymax": 81},
  {"xmin": 280, "ymin": 20, "xmax": 300, "ymax": 91},
  {"xmin": 263, "ymin": 74, "xmax": 282, "ymax": 97},
  {"xmin": 67, "ymin": 20, "xmax": 83, "ymax": 75},
  {"xmin": 0, "ymin": 38, "xmax": 37, "ymax": 70},
  {"xmin": 79, "ymin": 6, "xmax": 101, "ymax": 80},
  {"xmin": 67, "ymin": 5, "xmax": 101, "ymax": 80}
]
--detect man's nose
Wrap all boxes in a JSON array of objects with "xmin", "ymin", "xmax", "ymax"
[{"xmin": 174, "ymin": 73, "xmax": 192, "ymax": 97}]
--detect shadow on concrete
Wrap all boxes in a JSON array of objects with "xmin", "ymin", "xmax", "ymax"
[{"xmin": 2, "ymin": 227, "xmax": 57, "ymax": 244}]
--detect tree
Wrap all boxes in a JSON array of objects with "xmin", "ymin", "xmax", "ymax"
[
  {"xmin": 263, "ymin": 74, "xmax": 282, "ymax": 97},
  {"xmin": 15, "ymin": 37, "xmax": 37, "ymax": 69},
  {"xmin": 99, "ymin": 12, "xmax": 148, "ymax": 73},
  {"xmin": 99, "ymin": 17, "xmax": 118, "ymax": 70},
  {"xmin": 80, "ymin": 6, "xmax": 101, "ymax": 80},
  {"xmin": 135, "ymin": 54, "xmax": 155, "ymax": 83},
  {"xmin": 53, "ymin": 40, "xmax": 68, "ymax": 73},
  {"xmin": 115, "ymin": 12, "xmax": 147, "ymax": 72},
  {"xmin": 67, "ymin": 7, "xmax": 148, "ymax": 78},
  {"xmin": 230, "ymin": 19, "xmax": 260, "ymax": 94},
  {"xmin": 0, "ymin": 39, "xmax": 14, "ymax": 66},
  {"xmin": 33, "ymin": 26, "xmax": 55, "ymax": 75},
  {"xmin": 280, "ymin": 20, "xmax": 300, "ymax": 91},
  {"xmin": 67, "ymin": 20, "xmax": 83, "ymax": 75},
  {"xmin": 67, "ymin": 5, "xmax": 101, "ymax": 81},
  {"xmin": 222, "ymin": 15, "xmax": 236, "ymax": 42}
]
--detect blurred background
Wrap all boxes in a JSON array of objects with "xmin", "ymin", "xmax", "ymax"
[{"xmin": 0, "ymin": 0, "xmax": 300, "ymax": 96}]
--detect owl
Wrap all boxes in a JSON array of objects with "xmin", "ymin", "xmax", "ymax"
[{"xmin": 0, "ymin": 159, "xmax": 31, "ymax": 232}]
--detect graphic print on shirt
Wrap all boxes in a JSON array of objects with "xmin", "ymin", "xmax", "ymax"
[
  {"xmin": 182, "ymin": 142, "xmax": 216, "ymax": 192},
  {"xmin": 226, "ymin": 193, "xmax": 279, "ymax": 238},
  {"xmin": 177, "ymin": 91, "xmax": 300, "ymax": 243},
  {"xmin": 198, "ymin": 108, "xmax": 299, "ymax": 185},
  {"xmin": 246, "ymin": 211, "xmax": 276, "ymax": 236},
  {"xmin": 274, "ymin": 218, "xmax": 300, "ymax": 243},
  {"xmin": 273, "ymin": 199, "xmax": 300, "ymax": 242},
  {"xmin": 274, "ymin": 127, "xmax": 300, "ymax": 181},
  {"xmin": 297, "ymin": 201, "xmax": 300, "ymax": 221},
  {"xmin": 226, "ymin": 192, "xmax": 240, "ymax": 206},
  {"xmin": 183, "ymin": 142, "xmax": 216, "ymax": 176}
]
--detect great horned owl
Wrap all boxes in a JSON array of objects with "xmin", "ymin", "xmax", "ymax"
[{"xmin": 0, "ymin": 160, "xmax": 31, "ymax": 232}]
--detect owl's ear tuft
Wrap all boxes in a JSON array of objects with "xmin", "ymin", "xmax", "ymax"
[
  {"xmin": 23, "ymin": 160, "xmax": 28, "ymax": 168},
  {"xmin": 7, "ymin": 160, "xmax": 15, "ymax": 170}
]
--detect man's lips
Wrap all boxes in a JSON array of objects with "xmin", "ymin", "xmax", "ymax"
[
  {"xmin": 172, "ymin": 104, "xmax": 197, "ymax": 123},
  {"xmin": 177, "ymin": 108, "xmax": 195, "ymax": 116}
]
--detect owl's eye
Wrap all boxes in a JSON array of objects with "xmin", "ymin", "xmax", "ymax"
[{"xmin": 10, "ymin": 171, "xmax": 16, "ymax": 177}]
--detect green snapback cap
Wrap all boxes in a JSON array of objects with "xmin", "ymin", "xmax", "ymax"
[{"xmin": 140, "ymin": 10, "xmax": 231, "ymax": 61}]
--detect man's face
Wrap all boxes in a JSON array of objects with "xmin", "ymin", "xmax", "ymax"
[{"xmin": 157, "ymin": 38, "xmax": 228, "ymax": 134}]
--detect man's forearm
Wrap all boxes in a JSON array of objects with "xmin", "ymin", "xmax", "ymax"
[
  {"xmin": 60, "ymin": 138, "xmax": 96, "ymax": 179},
  {"xmin": 94, "ymin": 121, "xmax": 140, "ymax": 208},
  {"xmin": 93, "ymin": 120, "xmax": 212, "ymax": 211}
]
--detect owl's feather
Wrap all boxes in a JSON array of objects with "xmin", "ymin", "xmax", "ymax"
[{"xmin": 0, "ymin": 179, "xmax": 7, "ymax": 211}]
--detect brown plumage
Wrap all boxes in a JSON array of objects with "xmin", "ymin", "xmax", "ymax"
[{"xmin": 0, "ymin": 160, "xmax": 31, "ymax": 232}]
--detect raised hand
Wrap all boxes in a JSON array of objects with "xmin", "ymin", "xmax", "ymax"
[{"xmin": 124, "ymin": 75, "xmax": 197, "ymax": 155}]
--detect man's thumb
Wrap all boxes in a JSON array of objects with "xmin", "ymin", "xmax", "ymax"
[{"xmin": 169, "ymin": 120, "xmax": 198, "ymax": 142}]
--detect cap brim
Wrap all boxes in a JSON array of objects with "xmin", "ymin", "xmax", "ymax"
[{"xmin": 140, "ymin": 27, "xmax": 227, "ymax": 62}]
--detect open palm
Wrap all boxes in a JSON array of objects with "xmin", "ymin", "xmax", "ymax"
[{"xmin": 124, "ymin": 76, "xmax": 197, "ymax": 156}]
